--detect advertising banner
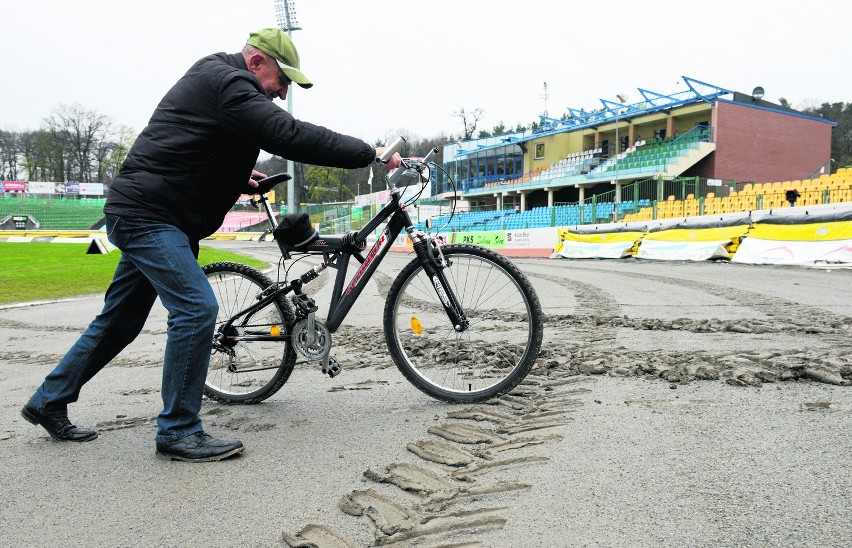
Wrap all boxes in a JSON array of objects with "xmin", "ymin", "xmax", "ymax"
[
  {"xmin": 558, "ymin": 241, "xmax": 635, "ymax": 259},
  {"xmin": 454, "ymin": 231, "xmax": 506, "ymax": 248},
  {"xmin": 2, "ymin": 181, "xmax": 27, "ymax": 192},
  {"xmin": 506, "ymin": 228, "xmax": 560, "ymax": 249},
  {"xmin": 731, "ymin": 238, "xmax": 852, "ymax": 265},
  {"xmin": 79, "ymin": 183, "xmax": 104, "ymax": 196},
  {"xmin": 27, "ymin": 181, "xmax": 56, "ymax": 194}
]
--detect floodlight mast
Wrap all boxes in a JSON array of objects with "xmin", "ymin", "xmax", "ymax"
[{"xmin": 274, "ymin": 0, "xmax": 302, "ymax": 214}]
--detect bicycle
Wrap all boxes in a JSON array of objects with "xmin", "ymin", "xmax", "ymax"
[{"xmin": 202, "ymin": 137, "xmax": 543, "ymax": 404}]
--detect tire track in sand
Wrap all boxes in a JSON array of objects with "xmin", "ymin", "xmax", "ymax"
[
  {"xmin": 526, "ymin": 270, "xmax": 852, "ymax": 387},
  {"xmin": 281, "ymin": 373, "xmax": 591, "ymax": 546}
]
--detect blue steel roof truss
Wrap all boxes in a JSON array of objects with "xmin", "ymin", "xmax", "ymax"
[{"xmin": 453, "ymin": 76, "xmax": 732, "ymax": 158}]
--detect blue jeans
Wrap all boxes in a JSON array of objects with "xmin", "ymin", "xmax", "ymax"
[{"xmin": 28, "ymin": 215, "xmax": 218, "ymax": 444}]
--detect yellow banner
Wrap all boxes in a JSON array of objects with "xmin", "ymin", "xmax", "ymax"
[
  {"xmin": 749, "ymin": 220, "xmax": 852, "ymax": 241},
  {"xmin": 644, "ymin": 225, "xmax": 750, "ymax": 243}
]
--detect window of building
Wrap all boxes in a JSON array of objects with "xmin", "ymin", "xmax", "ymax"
[{"xmin": 445, "ymin": 148, "xmax": 524, "ymax": 190}]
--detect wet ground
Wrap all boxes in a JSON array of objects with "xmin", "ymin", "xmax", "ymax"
[{"xmin": 1, "ymin": 242, "xmax": 849, "ymax": 546}]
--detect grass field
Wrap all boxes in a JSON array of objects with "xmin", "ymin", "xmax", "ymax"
[{"xmin": 0, "ymin": 242, "xmax": 267, "ymax": 305}]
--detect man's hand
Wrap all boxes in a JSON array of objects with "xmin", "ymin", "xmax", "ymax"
[
  {"xmin": 374, "ymin": 148, "xmax": 402, "ymax": 170},
  {"xmin": 247, "ymin": 169, "xmax": 268, "ymax": 189}
]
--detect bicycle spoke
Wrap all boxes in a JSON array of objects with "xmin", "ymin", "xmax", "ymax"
[
  {"xmin": 385, "ymin": 245, "xmax": 542, "ymax": 402},
  {"xmin": 202, "ymin": 262, "xmax": 295, "ymax": 404}
]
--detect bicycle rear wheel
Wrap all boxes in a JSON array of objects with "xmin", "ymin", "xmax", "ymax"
[
  {"xmin": 203, "ymin": 262, "xmax": 296, "ymax": 404},
  {"xmin": 384, "ymin": 244, "xmax": 543, "ymax": 403}
]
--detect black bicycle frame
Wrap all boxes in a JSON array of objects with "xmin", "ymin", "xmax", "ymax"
[
  {"xmin": 319, "ymin": 189, "xmax": 411, "ymax": 332},
  {"xmin": 219, "ymin": 178, "xmax": 468, "ymax": 344}
]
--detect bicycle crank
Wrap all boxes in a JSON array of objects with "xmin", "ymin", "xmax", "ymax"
[{"xmin": 292, "ymin": 318, "xmax": 341, "ymax": 378}]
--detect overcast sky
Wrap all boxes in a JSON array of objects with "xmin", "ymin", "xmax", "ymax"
[{"xmin": 2, "ymin": 0, "xmax": 850, "ymax": 145}]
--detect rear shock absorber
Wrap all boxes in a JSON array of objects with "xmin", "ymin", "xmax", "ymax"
[{"xmin": 299, "ymin": 262, "xmax": 326, "ymax": 284}]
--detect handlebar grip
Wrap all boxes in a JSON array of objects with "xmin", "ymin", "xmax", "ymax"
[
  {"xmin": 379, "ymin": 136, "xmax": 407, "ymax": 164},
  {"xmin": 423, "ymin": 147, "xmax": 439, "ymax": 163}
]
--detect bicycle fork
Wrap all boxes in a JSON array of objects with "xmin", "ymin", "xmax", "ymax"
[{"xmin": 409, "ymin": 231, "xmax": 470, "ymax": 332}]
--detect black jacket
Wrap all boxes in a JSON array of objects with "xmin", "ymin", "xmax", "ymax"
[{"xmin": 105, "ymin": 52, "xmax": 375, "ymax": 239}]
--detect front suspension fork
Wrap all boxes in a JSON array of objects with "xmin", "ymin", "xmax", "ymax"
[{"xmin": 409, "ymin": 231, "xmax": 469, "ymax": 332}]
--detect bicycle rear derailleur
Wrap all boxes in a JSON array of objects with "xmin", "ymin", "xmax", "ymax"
[{"xmin": 291, "ymin": 294, "xmax": 341, "ymax": 378}]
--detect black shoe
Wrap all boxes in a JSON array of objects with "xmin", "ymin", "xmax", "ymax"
[
  {"xmin": 21, "ymin": 405, "xmax": 98, "ymax": 442},
  {"xmin": 155, "ymin": 432, "xmax": 244, "ymax": 462}
]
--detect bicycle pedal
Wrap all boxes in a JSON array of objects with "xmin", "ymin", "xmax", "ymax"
[{"xmin": 322, "ymin": 357, "xmax": 342, "ymax": 378}]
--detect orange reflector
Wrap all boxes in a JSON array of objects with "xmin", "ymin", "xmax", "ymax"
[
  {"xmin": 410, "ymin": 316, "xmax": 423, "ymax": 335},
  {"xmin": 270, "ymin": 324, "xmax": 281, "ymax": 337}
]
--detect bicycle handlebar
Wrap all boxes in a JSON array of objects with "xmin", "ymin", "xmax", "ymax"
[
  {"xmin": 378, "ymin": 136, "xmax": 407, "ymax": 164},
  {"xmin": 251, "ymin": 136, "xmax": 434, "ymax": 203}
]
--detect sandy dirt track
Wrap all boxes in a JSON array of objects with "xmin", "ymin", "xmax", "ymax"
[{"xmin": 1, "ymin": 240, "xmax": 850, "ymax": 547}]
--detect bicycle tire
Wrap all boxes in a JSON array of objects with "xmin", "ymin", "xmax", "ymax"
[
  {"xmin": 383, "ymin": 244, "xmax": 543, "ymax": 403},
  {"xmin": 203, "ymin": 261, "xmax": 296, "ymax": 404}
]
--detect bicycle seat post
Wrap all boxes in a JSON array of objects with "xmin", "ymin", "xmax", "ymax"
[{"xmin": 256, "ymin": 193, "xmax": 279, "ymax": 230}]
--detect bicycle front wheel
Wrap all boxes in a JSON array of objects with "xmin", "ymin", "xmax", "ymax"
[
  {"xmin": 384, "ymin": 244, "xmax": 543, "ymax": 403},
  {"xmin": 203, "ymin": 262, "xmax": 296, "ymax": 404}
]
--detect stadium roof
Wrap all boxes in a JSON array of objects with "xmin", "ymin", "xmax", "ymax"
[{"xmin": 452, "ymin": 76, "xmax": 732, "ymax": 158}]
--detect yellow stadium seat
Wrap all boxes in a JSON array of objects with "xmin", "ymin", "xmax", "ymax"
[
  {"xmin": 769, "ymin": 193, "xmax": 785, "ymax": 208},
  {"xmin": 800, "ymin": 190, "xmax": 819, "ymax": 206},
  {"xmin": 728, "ymin": 200, "xmax": 740, "ymax": 214},
  {"xmin": 740, "ymin": 195, "xmax": 757, "ymax": 209},
  {"xmin": 740, "ymin": 183, "xmax": 753, "ymax": 192}
]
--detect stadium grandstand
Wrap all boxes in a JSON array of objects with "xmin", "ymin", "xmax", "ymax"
[
  {"xmin": 423, "ymin": 76, "xmax": 844, "ymax": 231},
  {"xmin": 0, "ymin": 196, "xmax": 106, "ymax": 231}
]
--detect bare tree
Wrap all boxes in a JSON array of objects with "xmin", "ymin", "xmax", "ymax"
[
  {"xmin": 100, "ymin": 124, "xmax": 136, "ymax": 184},
  {"xmin": 18, "ymin": 131, "xmax": 40, "ymax": 180},
  {"xmin": 452, "ymin": 107, "xmax": 484, "ymax": 141},
  {"xmin": 0, "ymin": 129, "xmax": 19, "ymax": 180},
  {"xmin": 21, "ymin": 129, "xmax": 70, "ymax": 182},
  {"xmin": 47, "ymin": 104, "xmax": 112, "ymax": 182}
]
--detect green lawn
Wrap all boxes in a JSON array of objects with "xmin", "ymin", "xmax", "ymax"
[{"xmin": 0, "ymin": 242, "xmax": 268, "ymax": 305}]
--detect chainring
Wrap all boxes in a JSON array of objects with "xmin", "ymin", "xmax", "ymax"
[{"xmin": 292, "ymin": 318, "xmax": 332, "ymax": 361}]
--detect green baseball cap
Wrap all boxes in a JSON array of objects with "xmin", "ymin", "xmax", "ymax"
[{"xmin": 246, "ymin": 28, "xmax": 312, "ymax": 89}]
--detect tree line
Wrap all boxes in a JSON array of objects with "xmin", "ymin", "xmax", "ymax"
[
  {"xmin": 2, "ymin": 100, "xmax": 850, "ymax": 204},
  {"xmin": 0, "ymin": 104, "xmax": 135, "ymax": 185},
  {"xmin": 794, "ymin": 100, "xmax": 852, "ymax": 173}
]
